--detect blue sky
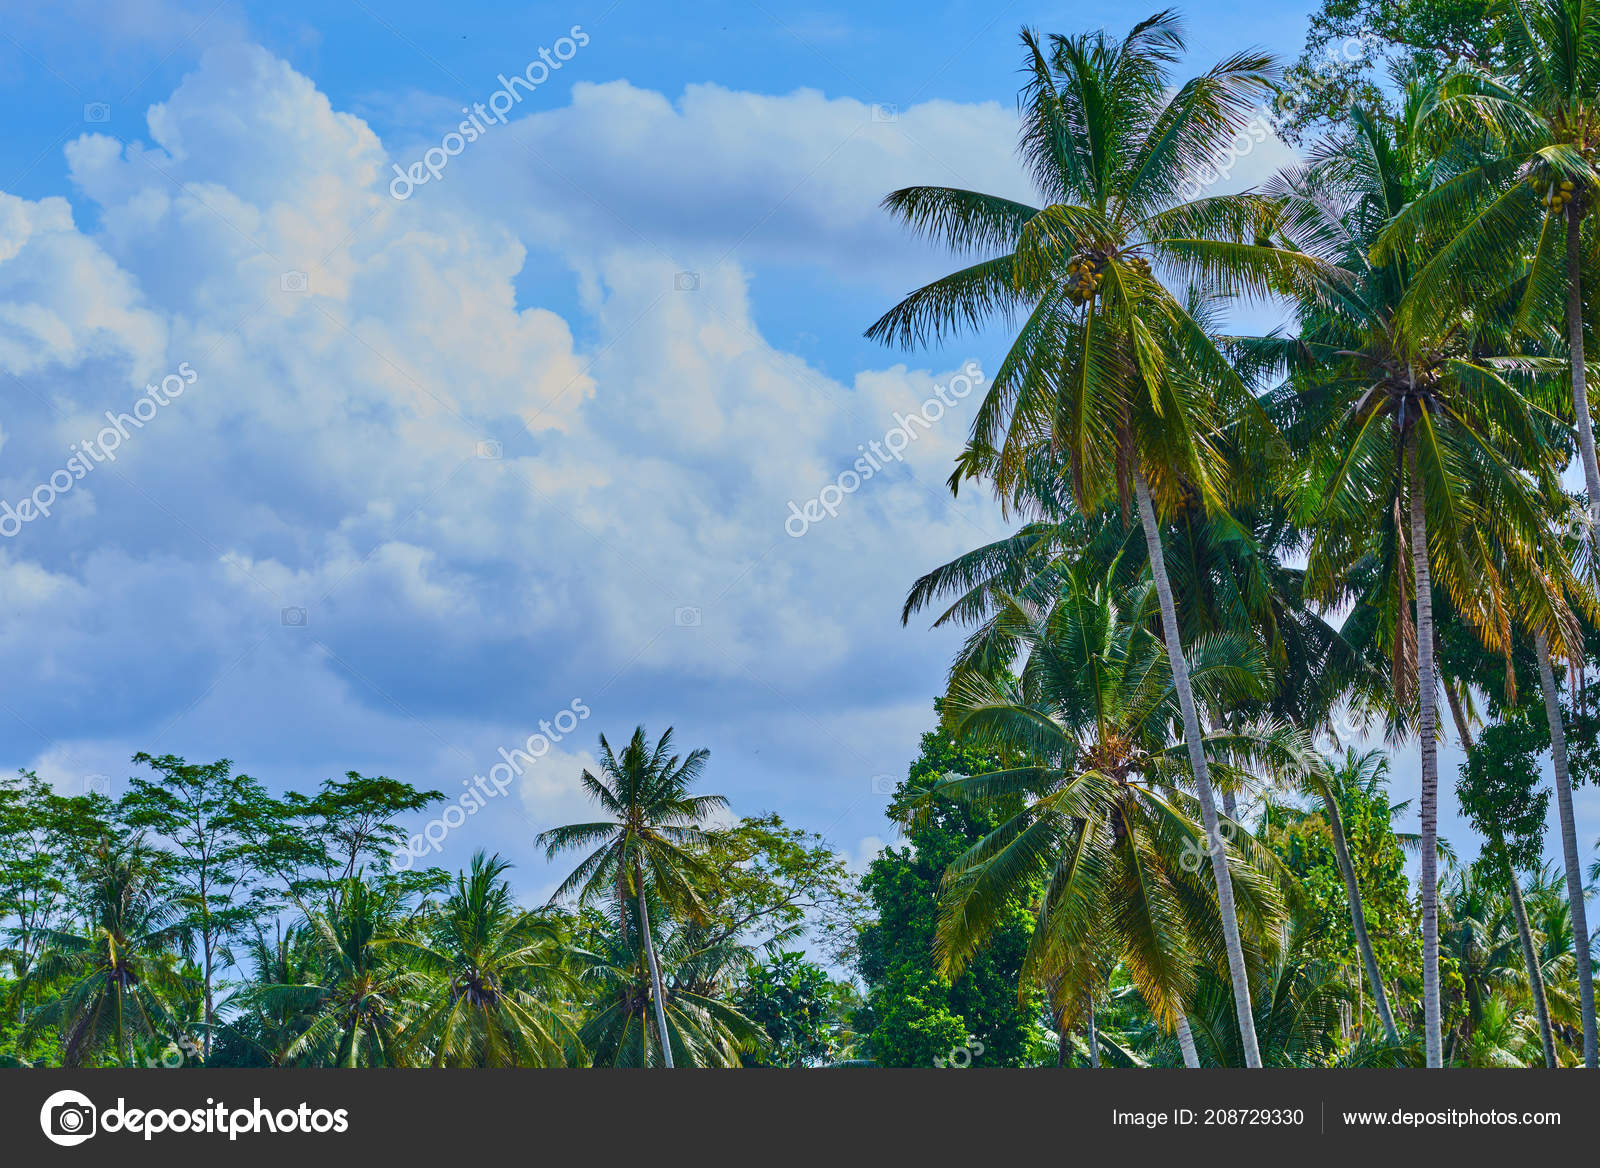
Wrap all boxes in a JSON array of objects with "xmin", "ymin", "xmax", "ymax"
[{"xmin": 0, "ymin": 0, "xmax": 1591, "ymax": 909}]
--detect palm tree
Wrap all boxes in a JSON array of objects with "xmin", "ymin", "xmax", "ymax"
[
  {"xmin": 1263, "ymin": 92, "xmax": 1573, "ymax": 1065},
  {"xmin": 216, "ymin": 923, "xmax": 322, "ymax": 1066},
  {"xmin": 537, "ymin": 726, "xmax": 726, "ymax": 1069},
  {"xmin": 22, "ymin": 837, "xmax": 193, "ymax": 1066},
  {"xmin": 1385, "ymin": 0, "xmax": 1600, "ymax": 527},
  {"xmin": 249, "ymin": 878, "xmax": 417, "ymax": 1066},
  {"xmin": 574, "ymin": 913, "xmax": 764, "ymax": 1067},
  {"xmin": 385, "ymin": 852, "xmax": 580, "ymax": 1066},
  {"xmin": 868, "ymin": 13, "xmax": 1331, "ymax": 1065},
  {"xmin": 903, "ymin": 471, "xmax": 1382, "ymax": 763},
  {"xmin": 927, "ymin": 560, "xmax": 1304, "ymax": 1066}
]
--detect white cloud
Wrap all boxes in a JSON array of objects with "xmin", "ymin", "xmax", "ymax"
[{"xmin": 0, "ymin": 41, "xmax": 1012, "ymax": 878}]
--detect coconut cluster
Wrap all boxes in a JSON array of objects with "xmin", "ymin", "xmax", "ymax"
[
  {"xmin": 1066, "ymin": 256, "xmax": 1103, "ymax": 304},
  {"xmin": 1542, "ymin": 177, "xmax": 1578, "ymax": 212}
]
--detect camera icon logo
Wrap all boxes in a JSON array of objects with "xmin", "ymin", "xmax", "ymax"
[
  {"xmin": 40, "ymin": 1089, "xmax": 97, "ymax": 1146},
  {"xmin": 674, "ymin": 271, "xmax": 700, "ymax": 292},
  {"xmin": 83, "ymin": 102, "xmax": 111, "ymax": 123},
  {"xmin": 871, "ymin": 774, "xmax": 898, "ymax": 795},
  {"xmin": 870, "ymin": 103, "xmax": 898, "ymax": 122},
  {"xmin": 674, "ymin": 606, "xmax": 701, "ymax": 627},
  {"xmin": 281, "ymin": 606, "xmax": 308, "ymax": 627},
  {"xmin": 280, "ymin": 270, "xmax": 309, "ymax": 293},
  {"xmin": 83, "ymin": 773, "xmax": 113, "ymax": 798},
  {"xmin": 475, "ymin": 440, "xmax": 503, "ymax": 460}
]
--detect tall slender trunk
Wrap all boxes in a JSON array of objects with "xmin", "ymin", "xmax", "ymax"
[
  {"xmin": 1134, "ymin": 466, "xmax": 1261, "ymax": 1067},
  {"xmin": 1176, "ymin": 1012, "xmax": 1200, "ymax": 1068},
  {"xmin": 1567, "ymin": 207, "xmax": 1600, "ymax": 526},
  {"xmin": 203, "ymin": 944, "xmax": 214, "ymax": 1060},
  {"xmin": 1444, "ymin": 682, "xmax": 1557, "ymax": 1067},
  {"xmin": 1504, "ymin": 851, "xmax": 1558, "ymax": 1068},
  {"xmin": 1407, "ymin": 447, "xmax": 1442, "ymax": 1068},
  {"xmin": 635, "ymin": 865, "xmax": 675, "ymax": 1069},
  {"xmin": 1057, "ymin": 1025, "xmax": 1069, "ymax": 1067},
  {"xmin": 1534, "ymin": 629, "xmax": 1597, "ymax": 1067},
  {"xmin": 1086, "ymin": 1001, "xmax": 1100, "ymax": 1068},
  {"xmin": 1319, "ymin": 784, "xmax": 1400, "ymax": 1045}
]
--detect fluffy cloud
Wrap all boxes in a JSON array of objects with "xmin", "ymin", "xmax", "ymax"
[{"xmin": 0, "ymin": 42, "xmax": 1023, "ymax": 880}]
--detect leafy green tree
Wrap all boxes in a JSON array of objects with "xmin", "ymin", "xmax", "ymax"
[
  {"xmin": 0, "ymin": 772, "xmax": 113, "ymax": 1025},
  {"xmin": 736, "ymin": 951, "xmax": 856, "ymax": 1067},
  {"xmin": 1265, "ymin": 752, "xmax": 1421, "ymax": 1043},
  {"xmin": 854, "ymin": 725, "xmax": 1050, "ymax": 1067},
  {"xmin": 537, "ymin": 726, "xmax": 726, "ymax": 1068},
  {"xmin": 1457, "ymin": 713, "xmax": 1559, "ymax": 1064},
  {"xmin": 697, "ymin": 814, "xmax": 867, "ymax": 961},
  {"xmin": 119, "ymin": 753, "xmax": 269, "ymax": 1057},
  {"xmin": 1281, "ymin": 0, "xmax": 1503, "ymax": 141},
  {"xmin": 255, "ymin": 772, "xmax": 444, "ymax": 908}
]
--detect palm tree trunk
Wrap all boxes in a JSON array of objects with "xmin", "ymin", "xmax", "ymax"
[
  {"xmin": 1504, "ymin": 849, "xmax": 1558, "ymax": 1068},
  {"xmin": 1176, "ymin": 1011, "xmax": 1200, "ymax": 1068},
  {"xmin": 1133, "ymin": 466, "xmax": 1261, "ymax": 1067},
  {"xmin": 1567, "ymin": 208, "xmax": 1600, "ymax": 526},
  {"xmin": 1407, "ymin": 449, "xmax": 1443, "ymax": 1068},
  {"xmin": 1086, "ymin": 1001, "xmax": 1100, "ymax": 1068},
  {"xmin": 1319, "ymin": 784, "xmax": 1401, "ymax": 1045},
  {"xmin": 1534, "ymin": 629, "xmax": 1597, "ymax": 1067},
  {"xmin": 1443, "ymin": 680, "xmax": 1557, "ymax": 1067},
  {"xmin": 1057, "ymin": 1025, "xmax": 1069, "ymax": 1066},
  {"xmin": 635, "ymin": 872, "xmax": 675, "ymax": 1069}
]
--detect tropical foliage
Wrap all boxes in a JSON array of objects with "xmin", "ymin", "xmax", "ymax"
[{"xmin": 5, "ymin": 2, "xmax": 1600, "ymax": 1071}]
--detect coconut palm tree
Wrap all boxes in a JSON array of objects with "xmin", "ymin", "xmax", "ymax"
[
  {"xmin": 574, "ymin": 911, "xmax": 764, "ymax": 1067},
  {"xmin": 1383, "ymin": 0, "xmax": 1600, "ymax": 528},
  {"xmin": 384, "ymin": 852, "xmax": 581, "ymax": 1066},
  {"xmin": 1261, "ymin": 89, "xmax": 1574, "ymax": 1065},
  {"xmin": 214, "ymin": 923, "xmax": 323, "ymax": 1066},
  {"xmin": 927, "ymin": 560, "xmax": 1306, "ymax": 1065},
  {"xmin": 21, "ymin": 836, "xmax": 193, "ymax": 1066},
  {"xmin": 537, "ymin": 726, "xmax": 726, "ymax": 1069},
  {"xmin": 904, "ymin": 467, "xmax": 1382, "ymax": 760},
  {"xmin": 249, "ymin": 878, "xmax": 417, "ymax": 1066},
  {"xmin": 868, "ymin": 13, "xmax": 1333, "ymax": 1064}
]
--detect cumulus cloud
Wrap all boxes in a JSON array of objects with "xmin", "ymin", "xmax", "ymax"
[{"xmin": 0, "ymin": 40, "xmax": 1019, "ymax": 883}]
